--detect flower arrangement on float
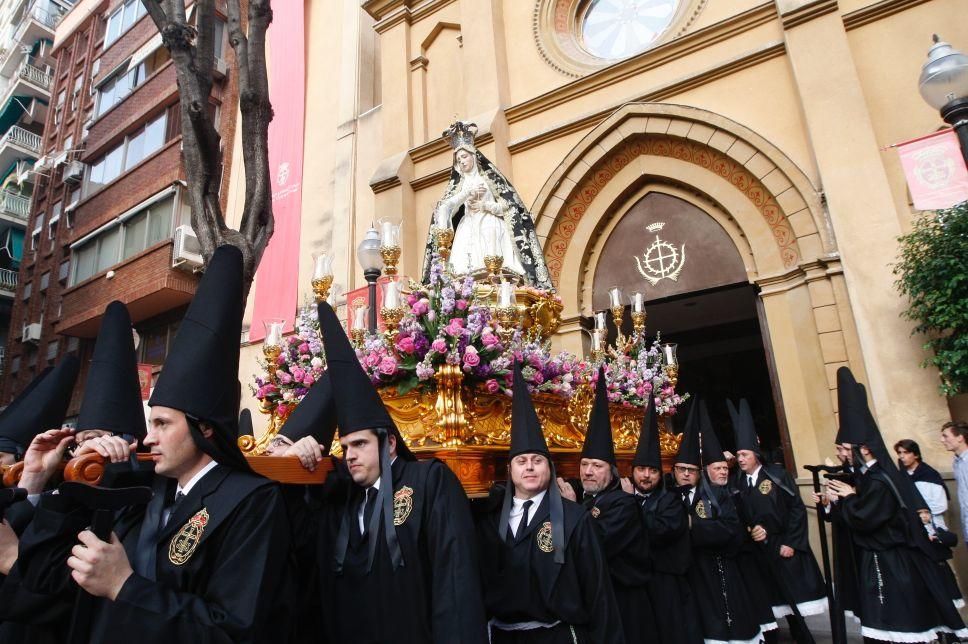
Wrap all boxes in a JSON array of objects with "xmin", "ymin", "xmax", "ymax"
[{"xmin": 252, "ymin": 257, "xmax": 686, "ymax": 416}]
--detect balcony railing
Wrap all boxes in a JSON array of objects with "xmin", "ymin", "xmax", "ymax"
[
  {"xmin": 3, "ymin": 126, "xmax": 42, "ymax": 154},
  {"xmin": 18, "ymin": 59, "xmax": 52, "ymax": 90},
  {"xmin": 0, "ymin": 191, "xmax": 30, "ymax": 221},
  {"xmin": 0, "ymin": 2, "xmax": 65, "ymax": 69},
  {"xmin": 0, "ymin": 268, "xmax": 18, "ymax": 291}
]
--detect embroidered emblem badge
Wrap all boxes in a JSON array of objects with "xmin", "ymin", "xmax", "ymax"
[
  {"xmin": 759, "ymin": 480, "xmax": 773, "ymax": 495},
  {"xmin": 590, "ymin": 506, "xmax": 601, "ymax": 518},
  {"xmin": 537, "ymin": 521, "xmax": 554, "ymax": 553},
  {"xmin": 695, "ymin": 500, "xmax": 707, "ymax": 519},
  {"xmin": 393, "ymin": 486, "xmax": 414, "ymax": 526},
  {"xmin": 169, "ymin": 508, "xmax": 209, "ymax": 566}
]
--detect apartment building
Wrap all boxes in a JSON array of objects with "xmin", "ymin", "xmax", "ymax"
[{"xmin": 0, "ymin": 0, "xmax": 237, "ymax": 412}]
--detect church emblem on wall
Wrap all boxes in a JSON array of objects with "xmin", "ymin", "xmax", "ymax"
[{"xmin": 634, "ymin": 222, "xmax": 686, "ymax": 286}]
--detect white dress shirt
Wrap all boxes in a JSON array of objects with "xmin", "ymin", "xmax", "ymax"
[
  {"xmin": 508, "ymin": 490, "xmax": 546, "ymax": 536},
  {"xmin": 746, "ymin": 465, "xmax": 762, "ymax": 489},
  {"xmin": 163, "ymin": 459, "xmax": 218, "ymax": 526}
]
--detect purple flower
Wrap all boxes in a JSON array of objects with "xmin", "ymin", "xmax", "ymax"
[{"xmin": 416, "ymin": 362, "xmax": 435, "ymax": 380}]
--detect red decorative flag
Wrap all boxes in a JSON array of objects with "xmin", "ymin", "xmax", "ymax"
[
  {"xmin": 896, "ymin": 129, "xmax": 968, "ymax": 211},
  {"xmin": 137, "ymin": 364, "xmax": 153, "ymax": 400}
]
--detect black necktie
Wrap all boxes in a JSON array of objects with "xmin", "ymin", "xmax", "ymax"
[
  {"xmin": 361, "ymin": 487, "xmax": 378, "ymax": 535},
  {"xmin": 163, "ymin": 492, "xmax": 184, "ymax": 527},
  {"xmin": 747, "ymin": 475, "xmax": 754, "ymax": 491},
  {"xmin": 516, "ymin": 500, "xmax": 534, "ymax": 539}
]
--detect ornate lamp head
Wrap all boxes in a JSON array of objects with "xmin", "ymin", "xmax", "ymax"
[{"xmin": 443, "ymin": 120, "xmax": 479, "ymax": 155}]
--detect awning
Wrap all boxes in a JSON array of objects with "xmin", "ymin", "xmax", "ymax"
[{"xmin": 0, "ymin": 95, "xmax": 29, "ymax": 135}]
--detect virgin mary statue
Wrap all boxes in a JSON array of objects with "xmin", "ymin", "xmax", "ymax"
[{"xmin": 420, "ymin": 121, "xmax": 554, "ymax": 291}]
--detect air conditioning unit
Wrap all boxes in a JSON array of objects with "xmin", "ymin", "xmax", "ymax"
[
  {"xmin": 52, "ymin": 150, "xmax": 67, "ymax": 167},
  {"xmin": 21, "ymin": 323, "xmax": 41, "ymax": 344},
  {"xmin": 34, "ymin": 155, "xmax": 48, "ymax": 171},
  {"xmin": 213, "ymin": 58, "xmax": 228, "ymax": 79},
  {"xmin": 172, "ymin": 225, "xmax": 203, "ymax": 270},
  {"xmin": 63, "ymin": 160, "xmax": 85, "ymax": 184}
]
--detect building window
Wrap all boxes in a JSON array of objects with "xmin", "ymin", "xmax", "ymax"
[
  {"xmin": 84, "ymin": 111, "xmax": 169, "ymax": 195},
  {"xmin": 39, "ymin": 272, "xmax": 49, "ymax": 291},
  {"xmin": 46, "ymin": 340, "xmax": 59, "ymax": 363},
  {"xmin": 27, "ymin": 349, "xmax": 37, "ymax": 368},
  {"xmin": 139, "ymin": 318, "xmax": 181, "ymax": 365},
  {"xmin": 71, "ymin": 193, "xmax": 177, "ymax": 284},
  {"xmin": 96, "ymin": 46, "xmax": 171, "ymax": 117},
  {"xmin": 67, "ymin": 336, "xmax": 79, "ymax": 354},
  {"xmin": 58, "ymin": 260, "xmax": 70, "ymax": 283},
  {"xmin": 48, "ymin": 202, "xmax": 61, "ymax": 240},
  {"xmin": 580, "ymin": 0, "xmax": 681, "ymax": 60},
  {"xmin": 21, "ymin": 282, "xmax": 30, "ymax": 300},
  {"xmin": 30, "ymin": 221, "xmax": 42, "ymax": 251},
  {"xmin": 70, "ymin": 75, "xmax": 83, "ymax": 111},
  {"xmin": 9, "ymin": 356, "xmax": 19, "ymax": 373},
  {"xmin": 104, "ymin": 0, "xmax": 147, "ymax": 49}
]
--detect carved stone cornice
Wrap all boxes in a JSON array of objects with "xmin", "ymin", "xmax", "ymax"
[
  {"xmin": 842, "ymin": 0, "xmax": 934, "ymax": 30},
  {"xmin": 775, "ymin": 0, "xmax": 839, "ymax": 29}
]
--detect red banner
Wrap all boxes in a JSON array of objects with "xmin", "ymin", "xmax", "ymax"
[
  {"xmin": 896, "ymin": 129, "xmax": 968, "ymax": 211},
  {"xmin": 248, "ymin": 2, "xmax": 306, "ymax": 341},
  {"xmin": 137, "ymin": 364, "xmax": 153, "ymax": 400}
]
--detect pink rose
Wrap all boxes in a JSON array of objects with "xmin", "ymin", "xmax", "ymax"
[
  {"xmin": 485, "ymin": 378, "xmax": 500, "ymax": 394},
  {"xmin": 528, "ymin": 353, "xmax": 543, "ymax": 369},
  {"xmin": 396, "ymin": 336, "xmax": 416, "ymax": 354},
  {"xmin": 412, "ymin": 298, "xmax": 429, "ymax": 316},
  {"xmin": 463, "ymin": 347, "xmax": 480, "ymax": 367},
  {"xmin": 379, "ymin": 357, "xmax": 398, "ymax": 375},
  {"xmin": 482, "ymin": 332, "xmax": 500, "ymax": 348},
  {"xmin": 365, "ymin": 353, "xmax": 381, "ymax": 368},
  {"xmin": 455, "ymin": 299, "xmax": 468, "ymax": 311},
  {"xmin": 432, "ymin": 338, "xmax": 448, "ymax": 353},
  {"xmin": 303, "ymin": 375, "xmax": 315, "ymax": 386},
  {"xmin": 299, "ymin": 343, "xmax": 310, "ymax": 354},
  {"xmin": 407, "ymin": 293, "xmax": 418, "ymax": 306},
  {"xmin": 444, "ymin": 318, "xmax": 465, "ymax": 337},
  {"xmin": 532, "ymin": 371, "xmax": 545, "ymax": 385}
]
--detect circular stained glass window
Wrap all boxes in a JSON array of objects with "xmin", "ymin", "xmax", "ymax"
[{"xmin": 580, "ymin": 0, "xmax": 680, "ymax": 60}]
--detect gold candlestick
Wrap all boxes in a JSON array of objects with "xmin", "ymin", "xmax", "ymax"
[
  {"xmin": 380, "ymin": 306, "xmax": 405, "ymax": 346},
  {"xmin": 380, "ymin": 245, "xmax": 402, "ymax": 276},
  {"xmin": 611, "ymin": 304, "xmax": 625, "ymax": 331},
  {"xmin": 483, "ymin": 254, "xmax": 504, "ymax": 279},
  {"xmin": 350, "ymin": 328, "xmax": 365, "ymax": 348},
  {"xmin": 664, "ymin": 363, "xmax": 679, "ymax": 388},
  {"xmin": 434, "ymin": 227, "xmax": 454, "ymax": 262},
  {"xmin": 312, "ymin": 275, "xmax": 334, "ymax": 303},
  {"xmin": 495, "ymin": 305, "xmax": 519, "ymax": 345},
  {"xmin": 631, "ymin": 310, "xmax": 646, "ymax": 337}
]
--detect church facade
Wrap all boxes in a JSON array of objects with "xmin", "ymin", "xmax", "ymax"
[{"xmin": 229, "ymin": 0, "xmax": 964, "ymax": 475}]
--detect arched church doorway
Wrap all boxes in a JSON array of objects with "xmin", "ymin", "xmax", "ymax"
[{"xmin": 588, "ymin": 191, "xmax": 792, "ymax": 468}]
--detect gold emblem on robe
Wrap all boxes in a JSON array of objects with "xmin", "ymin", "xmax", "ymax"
[
  {"xmin": 393, "ymin": 486, "xmax": 414, "ymax": 526},
  {"xmin": 590, "ymin": 506, "xmax": 601, "ymax": 518},
  {"xmin": 169, "ymin": 508, "xmax": 209, "ymax": 566},
  {"xmin": 759, "ymin": 480, "xmax": 773, "ymax": 495},
  {"xmin": 537, "ymin": 521, "xmax": 554, "ymax": 553},
  {"xmin": 695, "ymin": 500, "xmax": 707, "ymax": 519}
]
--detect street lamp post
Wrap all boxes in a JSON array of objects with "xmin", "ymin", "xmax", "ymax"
[
  {"xmin": 919, "ymin": 35, "xmax": 968, "ymax": 164},
  {"xmin": 357, "ymin": 224, "xmax": 383, "ymax": 334}
]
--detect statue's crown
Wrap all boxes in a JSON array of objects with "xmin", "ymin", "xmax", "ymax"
[{"xmin": 443, "ymin": 121, "xmax": 478, "ymax": 152}]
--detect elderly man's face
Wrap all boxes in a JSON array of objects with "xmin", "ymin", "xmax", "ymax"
[
  {"xmin": 707, "ymin": 462, "xmax": 729, "ymax": 486},
  {"xmin": 674, "ymin": 463, "xmax": 700, "ymax": 487},
  {"xmin": 580, "ymin": 458, "xmax": 612, "ymax": 495}
]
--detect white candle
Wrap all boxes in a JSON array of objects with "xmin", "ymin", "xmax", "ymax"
[
  {"xmin": 384, "ymin": 280, "xmax": 400, "ymax": 309},
  {"xmin": 265, "ymin": 320, "xmax": 284, "ymax": 347},
  {"xmin": 433, "ymin": 204, "xmax": 449, "ymax": 230},
  {"xmin": 381, "ymin": 221, "xmax": 400, "ymax": 247},
  {"xmin": 353, "ymin": 306, "xmax": 368, "ymax": 330},
  {"xmin": 608, "ymin": 286, "xmax": 622, "ymax": 308},
  {"xmin": 631, "ymin": 292, "xmax": 644, "ymax": 313},
  {"xmin": 498, "ymin": 281, "xmax": 515, "ymax": 307},
  {"xmin": 591, "ymin": 329, "xmax": 603, "ymax": 350},
  {"xmin": 594, "ymin": 311, "xmax": 607, "ymax": 330},
  {"xmin": 663, "ymin": 343, "xmax": 677, "ymax": 365},
  {"xmin": 312, "ymin": 253, "xmax": 333, "ymax": 280}
]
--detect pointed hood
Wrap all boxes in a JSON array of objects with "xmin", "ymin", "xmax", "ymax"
[
  {"xmin": 835, "ymin": 367, "xmax": 874, "ymax": 446},
  {"xmin": 279, "ymin": 370, "xmax": 337, "ymax": 450},
  {"xmin": 0, "ymin": 367, "xmax": 51, "ymax": 454},
  {"xmin": 76, "ymin": 302, "xmax": 146, "ymax": 440},
  {"xmin": 580, "ymin": 366, "xmax": 616, "ymax": 465},
  {"xmin": 675, "ymin": 395, "xmax": 702, "ymax": 467},
  {"xmin": 0, "ymin": 357, "xmax": 79, "ymax": 453},
  {"xmin": 728, "ymin": 398, "xmax": 759, "ymax": 454},
  {"xmin": 500, "ymin": 362, "xmax": 565, "ymax": 563},
  {"xmin": 237, "ymin": 408, "xmax": 253, "ymax": 439},
  {"xmin": 509, "ymin": 361, "xmax": 550, "ymax": 458},
  {"xmin": 148, "ymin": 245, "xmax": 248, "ymax": 471},
  {"xmin": 318, "ymin": 301, "xmax": 413, "ymax": 575},
  {"xmin": 633, "ymin": 394, "xmax": 662, "ymax": 469},
  {"xmin": 699, "ymin": 400, "xmax": 726, "ymax": 465}
]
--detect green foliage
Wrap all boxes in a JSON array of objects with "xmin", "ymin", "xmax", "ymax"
[{"xmin": 893, "ymin": 201, "xmax": 968, "ymax": 396}]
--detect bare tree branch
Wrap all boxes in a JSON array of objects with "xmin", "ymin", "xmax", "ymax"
[{"xmin": 141, "ymin": 0, "xmax": 274, "ymax": 297}]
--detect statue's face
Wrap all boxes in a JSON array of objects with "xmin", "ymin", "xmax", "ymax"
[{"xmin": 455, "ymin": 149, "xmax": 476, "ymax": 173}]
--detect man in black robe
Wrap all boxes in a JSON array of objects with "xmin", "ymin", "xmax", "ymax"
[
  {"xmin": 827, "ymin": 367, "xmax": 968, "ymax": 643},
  {"xmin": 686, "ymin": 397, "xmax": 766, "ymax": 644},
  {"xmin": 1, "ymin": 246, "xmax": 294, "ymax": 643},
  {"xmin": 314, "ymin": 301, "xmax": 487, "ymax": 644},
  {"xmin": 627, "ymin": 395, "xmax": 702, "ymax": 644},
  {"xmin": 476, "ymin": 362, "xmax": 624, "ymax": 643},
  {"xmin": 729, "ymin": 398, "xmax": 827, "ymax": 644},
  {"xmin": 559, "ymin": 367, "xmax": 655, "ymax": 641}
]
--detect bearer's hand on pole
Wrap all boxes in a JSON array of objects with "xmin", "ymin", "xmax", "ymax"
[
  {"xmin": 68, "ymin": 531, "xmax": 132, "ymax": 601},
  {"xmin": 284, "ymin": 436, "xmax": 324, "ymax": 471},
  {"xmin": 620, "ymin": 477, "xmax": 634, "ymax": 494},
  {"xmin": 751, "ymin": 524, "xmax": 768, "ymax": 542},
  {"xmin": 826, "ymin": 479, "xmax": 855, "ymax": 498},
  {"xmin": 20, "ymin": 427, "xmax": 74, "ymax": 495},
  {"xmin": 74, "ymin": 435, "xmax": 136, "ymax": 463},
  {"xmin": 556, "ymin": 477, "xmax": 576, "ymax": 502}
]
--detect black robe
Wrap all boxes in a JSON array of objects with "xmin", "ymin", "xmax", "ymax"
[
  {"xmin": 581, "ymin": 481, "xmax": 657, "ymax": 642},
  {"xmin": 733, "ymin": 466, "xmax": 828, "ymax": 618},
  {"xmin": 637, "ymin": 486, "xmax": 703, "ymax": 644},
  {"xmin": 317, "ymin": 457, "xmax": 488, "ymax": 644},
  {"xmin": 475, "ymin": 485, "xmax": 625, "ymax": 643},
  {"xmin": 688, "ymin": 482, "xmax": 765, "ymax": 644},
  {"xmin": 840, "ymin": 463, "xmax": 968, "ymax": 641},
  {"xmin": 919, "ymin": 524, "xmax": 964, "ymax": 607},
  {"xmin": 817, "ymin": 469, "xmax": 862, "ymax": 621},
  {"xmin": 0, "ymin": 465, "xmax": 294, "ymax": 643}
]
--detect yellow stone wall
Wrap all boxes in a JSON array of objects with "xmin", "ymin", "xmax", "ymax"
[{"xmin": 229, "ymin": 0, "xmax": 967, "ymax": 473}]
